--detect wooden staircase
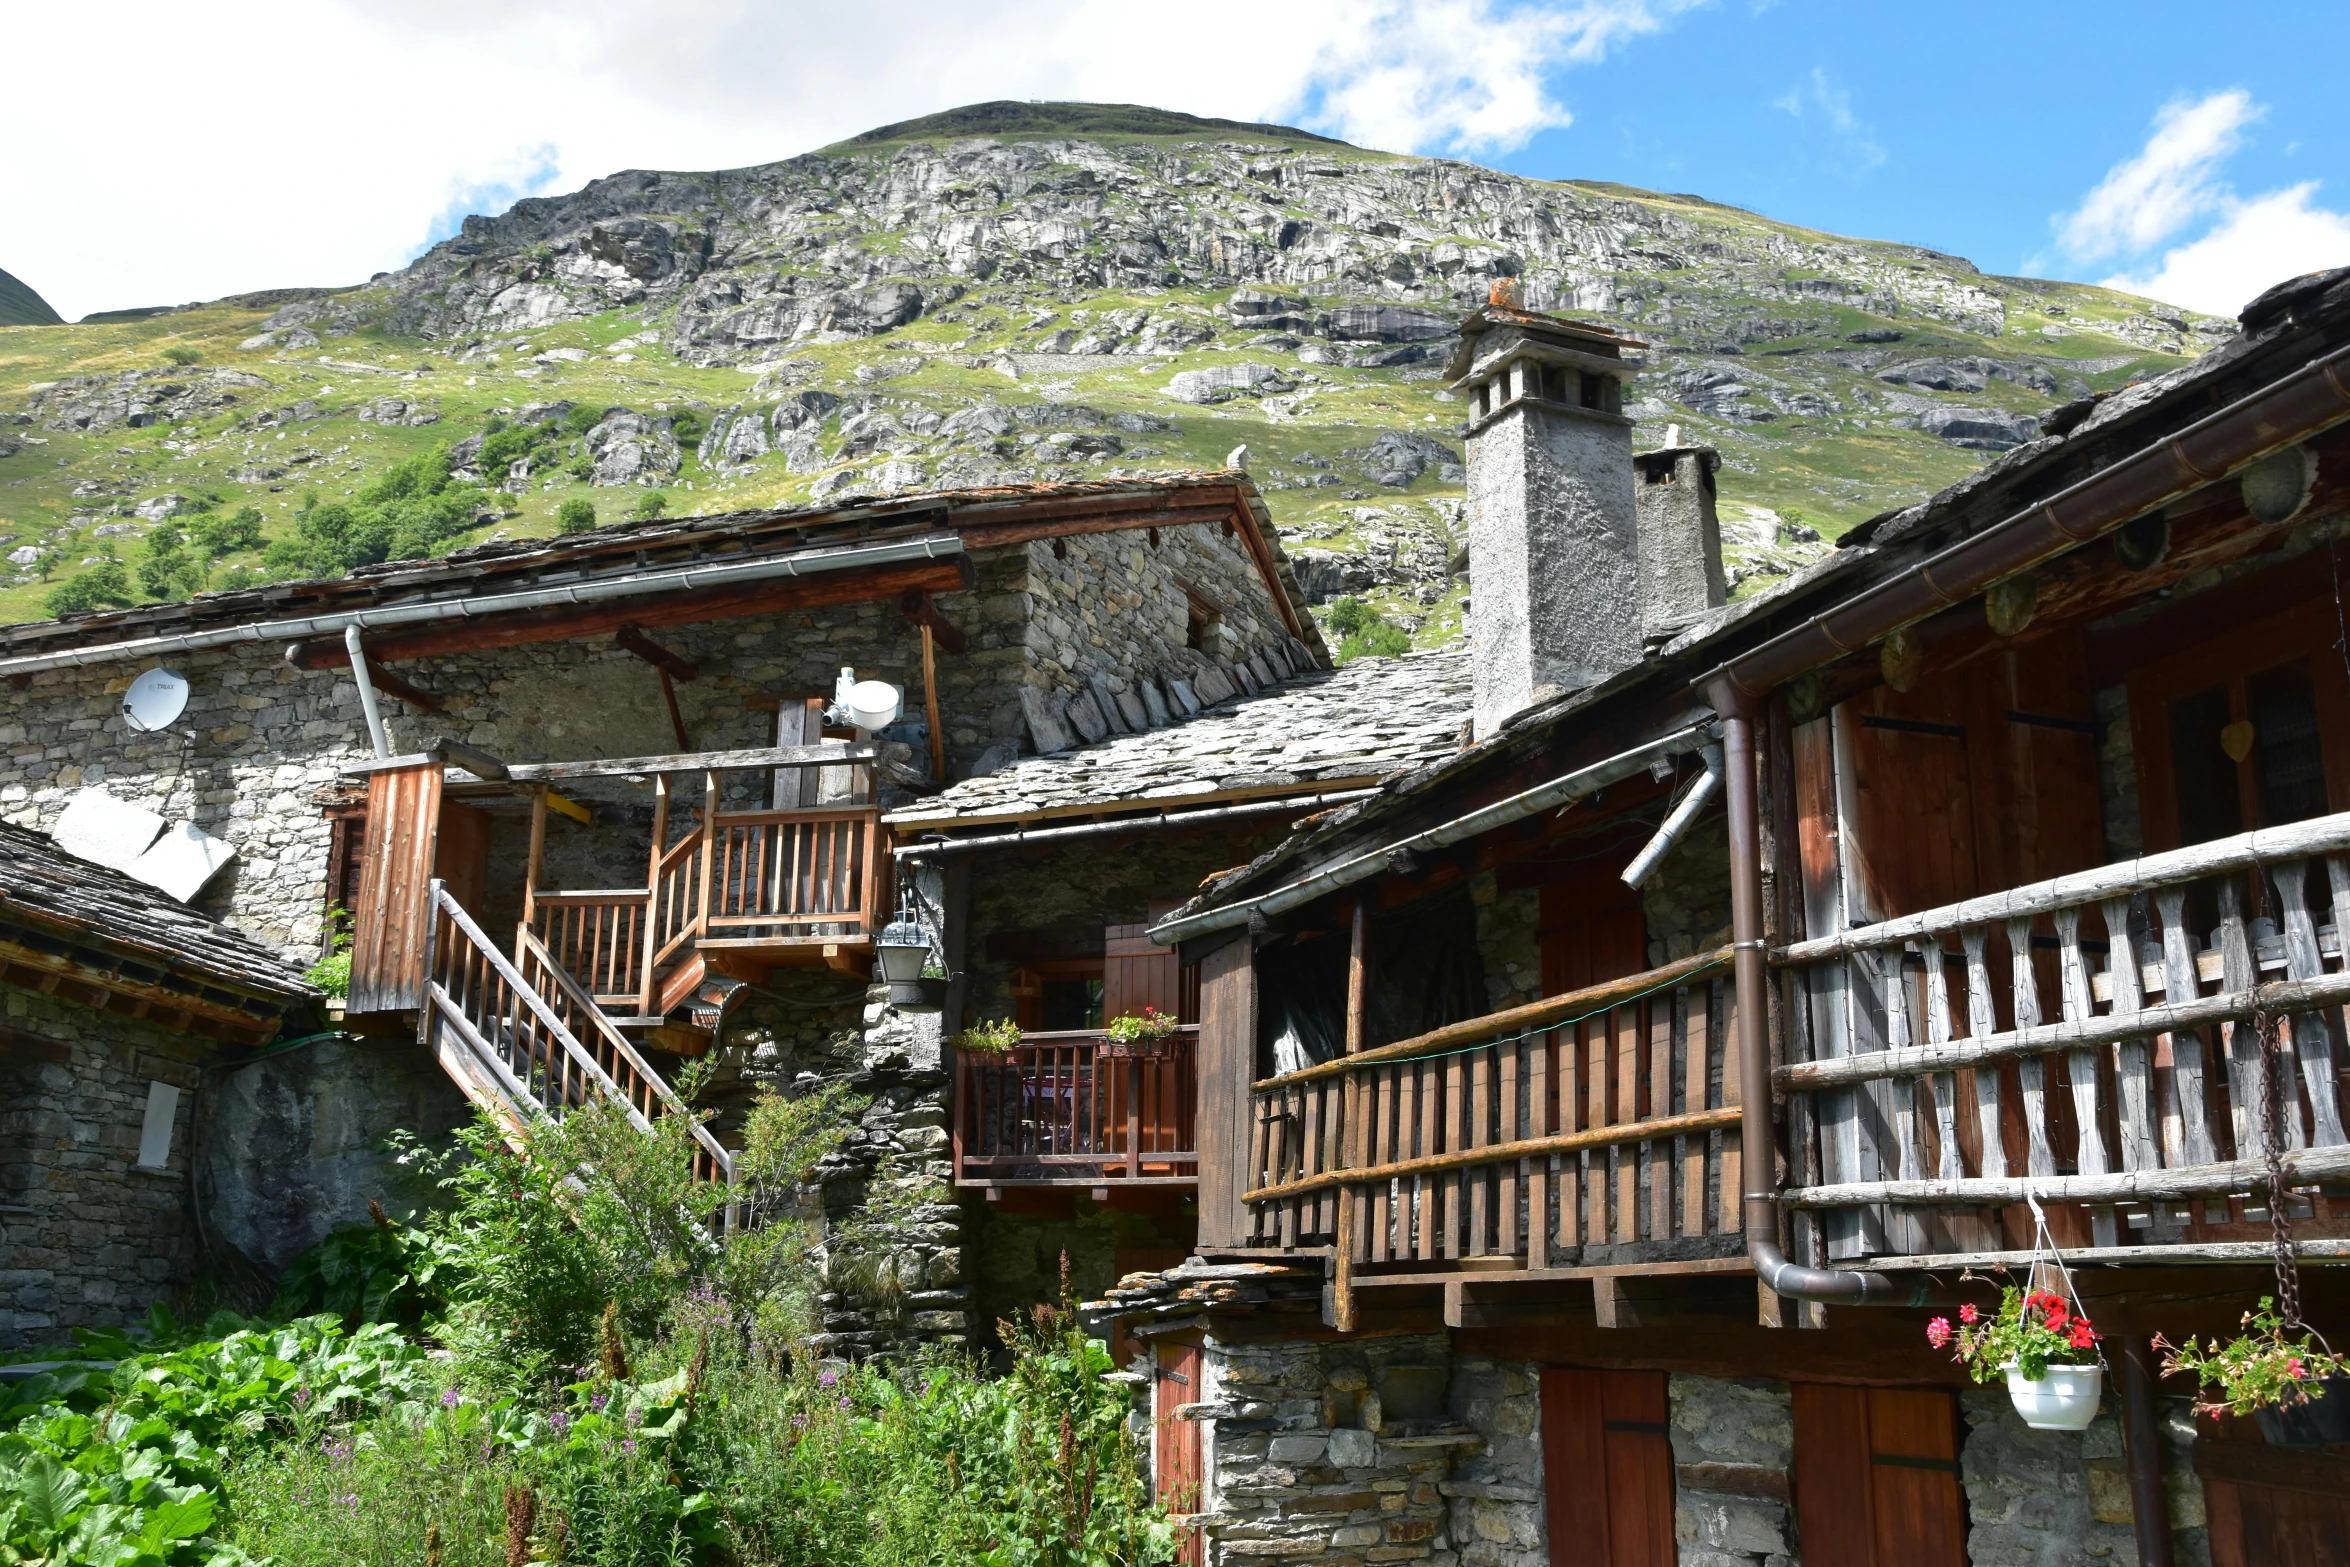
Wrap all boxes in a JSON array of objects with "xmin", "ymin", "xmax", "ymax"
[{"xmin": 342, "ymin": 741, "xmax": 886, "ymax": 1197}]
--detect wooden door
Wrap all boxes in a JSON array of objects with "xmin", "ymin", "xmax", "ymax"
[
  {"xmin": 1106, "ymin": 922, "xmax": 1188, "ymax": 1173},
  {"xmin": 1791, "ymin": 1384, "xmax": 1966, "ymax": 1567},
  {"xmin": 433, "ymin": 801, "xmax": 491, "ymax": 915},
  {"xmin": 1538, "ymin": 868, "xmax": 1647, "ymax": 999},
  {"xmin": 347, "ymin": 762, "xmax": 443, "ymax": 1015},
  {"xmin": 1153, "ymin": 1339, "xmax": 1205, "ymax": 1565},
  {"xmin": 2200, "ymin": 1415, "xmax": 2350, "ymax": 1567},
  {"xmin": 1105, "ymin": 923, "xmax": 1182, "ymax": 1021},
  {"xmin": 1540, "ymin": 1368, "xmax": 1676, "ymax": 1567}
]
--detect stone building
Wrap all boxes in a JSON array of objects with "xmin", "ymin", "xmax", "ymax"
[
  {"xmin": 1091, "ymin": 277, "xmax": 2350, "ymax": 1566},
  {"xmin": 0, "ymin": 821, "xmax": 316, "ymax": 1346},
  {"xmin": 0, "ymin": 467, "xmax": 1463, "ymax": 1354}
]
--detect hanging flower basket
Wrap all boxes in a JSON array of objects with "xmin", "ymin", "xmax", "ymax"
[
  {"xmin": 1932, "ymin": 1285, "xmax": 2106, "ymax": 1429},
  {"xmin": 1099, "ymin": 1006, "xmax": 1181, "ymax": 1058},
  {"xmin": 2159, "ymin": 1296, "xmax": 2350, "ymax": 1444},
  {"xmin": 2002, "ymin": 1362, "xmax": 2104, "ymax": 1431}
]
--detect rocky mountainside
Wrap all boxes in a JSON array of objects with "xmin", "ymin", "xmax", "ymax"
[
  {"xmin": 0, "ymin": 101, "xmax": 2231, "ymax": 639},
  {"xmin": 0, "ymin": 269, "xmax": 62, "ymax": 329}
]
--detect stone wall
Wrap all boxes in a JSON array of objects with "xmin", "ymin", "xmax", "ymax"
[
  {"xmin": 1960, "ymin": 1386, "xmax": 2208, "ymax": 1567},
  {"xmin": 1669, "ymin": 1376, "xmax": 1794, "ymax": 1567},
  {"xmin": 0, "ymin": 985, "xmax": 215, "ymax": 1348},
  {"xmin": 199, "ymin": 1031, "xmax": 469, "ymax": 1275}
]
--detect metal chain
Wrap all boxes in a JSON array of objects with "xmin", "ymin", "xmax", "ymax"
[{"xmin": 2254, "ymin": 1006, "xmax": 2307, "ymax": 1332}]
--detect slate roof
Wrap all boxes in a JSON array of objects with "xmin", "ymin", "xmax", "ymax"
[
  {"xmin": 0, "ymin": 821, "xmax": 315, "ymax": 1001},
  {"xmin": 0, "ymin": 470, "xmax": 1322, "ymax": 662},
  {"xmin": 886, "ymin": 647, "xmax": 1471, "ymax": 831}
]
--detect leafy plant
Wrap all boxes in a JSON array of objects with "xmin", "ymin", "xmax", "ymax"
[
  {"xmin": 566, "ymin": 404, "xmax": 605, "ymax": 434},
  {"xmin": 666, "ymin": 411, "xmax": 704, "ymax": 448},
  {"xmin": 1324, "ymin": 595, "xmax": 1412, "ymax": 662},
  {"xmin": 951, "ymin": 1018, "xmax": 1024, "ymax": 1054},
  {"xmin": 631, "ymin": 490, "xmax": 670, "ymax": 522},
  {"xmin": 2158, "ymin": 1297, "xmax": 2347, "ymax": 1416},
  {"xmin": 1103, "ymin": 1007, "xmax": 1179, "ymax": 1045},
  {"xmin": 192, "ymin": 506, "xmax": 266, "ymax": 559},
  {"xmin": 268, "ymin": 1205, "xmax": 461, "ymax": 1329},
  {"xmin": 305, "ymin": 927, "xmax": 350, "ymax": 997},
  {"xmin": 142, "ymin": 523, "xmax": 205, "ymax": 600},
  {"xmin": 161, "ymin": 345, "xmax": 201, "ymax": 366},
  {"xmin": 261, "ymin": 445, "xmax": 485, "ymax": 578},
  {"xmin": 1930, "ymin": 1285, "xmax": 2100, "ymax": 1382},
  {"xmin": 556, "ymin": 497, "xmax": 597, "ymax": 535}
]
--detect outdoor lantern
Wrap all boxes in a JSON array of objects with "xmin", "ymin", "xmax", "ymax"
[{"xmin": 877, "ymin": 914, "xmax": 942, "ymax": 1008}]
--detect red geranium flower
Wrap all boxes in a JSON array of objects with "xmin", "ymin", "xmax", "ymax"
[
  {"xmin": 2067, "ymin": 1320, "xmax": 2098, "ymax": 1350},
  {"xmin": 1959, "ymin": 1303, "xmax": 1978, "ymax": 1325},
  {"xmin": 1927, "ymin": 1317, "xmax": 1953, "ymax": 1349}
]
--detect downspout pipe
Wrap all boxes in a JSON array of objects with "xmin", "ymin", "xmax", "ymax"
[
  {"xmin": 1621, "ymin": 743, "xmax": 1722, "ymax": 889},
  {"xmin": 345, "ymin": 625, "xmax": 391, "ymax": 759},
  {"xmin": 1149, "ymin": 721, "xmax": 1713, "ymax": 947},
  {"xmin": 1707, "ymin": 676, "xmax": 1930, "ymax": 1308}
]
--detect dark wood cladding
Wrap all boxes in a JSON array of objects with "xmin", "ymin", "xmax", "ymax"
[
  {"xmin": 347, "ymin": 762, "xmax": 442, "ymax": 1014},
  {"xmin": 1195, "ymin": 935, "xmax": 1258, "ymax": 1248}
]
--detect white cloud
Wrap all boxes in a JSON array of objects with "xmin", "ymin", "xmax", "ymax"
[
  {"xmin": 1771, "ymin": 67, "xmax": 1883, "ymax": 169},
  {"xmin": 2055, "ymin": 89, "xmax": 2259, "ymax": 263},
  {"xmin": 2104, "ymin": 182, "xmax": 2350, "ymax": 317},
  {"xmin": 0, "ymin": 0, "xmax": 1699, "ymax": 322}
]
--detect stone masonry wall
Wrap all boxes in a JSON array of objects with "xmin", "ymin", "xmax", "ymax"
[
  {"xmin": 1961, "ymin": 1386, "xmax": 2208, "ymax": 1567},
  {"xmin": 0, "ymin": 985, "xmax": 215, "ymax": 1348},
  {"xmin": 1669, "ymin": 1376, "xmax": 1794, "ymax": 1567}
]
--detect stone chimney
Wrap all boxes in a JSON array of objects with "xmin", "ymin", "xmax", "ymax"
[
  {"xmin": 1631, "ymin": 444, "xmax": 1727, "ymax": 638},
  {"xmin": 1449, "ymin": 291, "xmax": 1646, "ymax": 739}
]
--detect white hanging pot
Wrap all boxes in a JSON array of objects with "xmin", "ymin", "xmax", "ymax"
[{"xmin": 2004, "ymin": 1362, "xmax": 2103, "ymax": 1430}]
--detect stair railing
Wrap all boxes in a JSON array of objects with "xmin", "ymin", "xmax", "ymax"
[{"xmin": 423, "ymin": 880, "xmax": 735, "ymax": 1191}]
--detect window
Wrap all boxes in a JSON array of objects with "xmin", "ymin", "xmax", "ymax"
[
  {"xmin": 1180, "ymin": 581, "xmax": 1224, "ymax": 654},
  {"xmin": 1579, "ymin": 370, "xmax": 1605, "ymax": 410}
]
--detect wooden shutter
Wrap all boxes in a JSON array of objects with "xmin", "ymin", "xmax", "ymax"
[
  {"xmin": 1540, "ymin": 1368, "xmax": 1676, "ymax": 1567},
  {"xmin": 1154, "ymin": 1340, "xmax": 1205, "ymax": 1566},
  {"xmin": 1105, "ymin": 923, "xmax": 1181, "ymax": 1020},
  {"xmin": 1194, "ymin": 935, "xmax": 1257, "ymax": 1249},
  {"xmin": 1539, "ymin": 871, "xmax": 1647, "ymax": 999},
  {"xmin": 347, "ymin": 762, "xmax": 444, "ymax": 1015},
  {"xmin": 1792, "ymin": 1385, "xmax": 1966, "ymax": 1567},
  {"xmin": 2199, "ymin": 1414, "xmax": 2350, "ymax": 1567}
]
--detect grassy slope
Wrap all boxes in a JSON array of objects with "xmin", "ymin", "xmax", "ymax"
[
  {"xmin": 0, "ymin": 137, "xmax": 2201, "ymax": 643},
  {"xmin": 0, "ymin": 268, "xmax": 63, "ymax": 328}
]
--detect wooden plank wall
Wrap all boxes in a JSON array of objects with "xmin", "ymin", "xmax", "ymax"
[
  {"xmin": 348, "ymin": 762, "xmax": 443, "ymax": 1014},
  {"xmin": 1195, "ymin": 935, "xmax": 1258, "ymax": 1249}
]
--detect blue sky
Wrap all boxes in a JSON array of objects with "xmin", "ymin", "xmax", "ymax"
[
  {"xmin": 4, "ymin": 0, "xmax": 2343, "ymax": 321},
  {"xmin": 1452, "ymin": 0, "xmax": 2350, "ymax": 313}
]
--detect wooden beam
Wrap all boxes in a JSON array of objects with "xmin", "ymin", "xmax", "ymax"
[
  {"xmin": 919, "ymin": 624, "xmax": 946, "ymax": 784},
  {"xmin": 358, "ymin": 655, "xmax": 444, "ymax": 713},
  {"xmin": 899, "ymin": 589, "xmax": 967, "ymax": 656},
  {"xmin": 505, "ymin": 742, "xmax": 875, "ymax": 782},
  {"xmin": 286, "ymin": 557, "xmax": 973, "ymax": 669},
  {"xmin": 616, "ymin": 626, "xmax": 700, "ymax": 681},
  {"xmin": 0, "ymin": 1024, "xmax": 71, "ymax": 1063}
]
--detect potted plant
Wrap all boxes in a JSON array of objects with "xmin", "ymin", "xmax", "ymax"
[
  {"xmin": 1931, "ymin": 1285, "xmax": 2104, "ymax": 1430},
  {"xmin": 1100, "ymin": 1005, "xmax": 1181, "ymax": 1058},
  {"xmin": 2158, "ymin": 1297, "xmax": 2350, "ymax": 1444},
  {"xmin": 951, "ymin": 1017, "xmax": 1024, "ymax": 1055}
]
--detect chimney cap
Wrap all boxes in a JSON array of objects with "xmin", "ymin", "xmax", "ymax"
[{"xmin": 1446, "ymin": 305, "xmax": 1646, "ymax": 382}]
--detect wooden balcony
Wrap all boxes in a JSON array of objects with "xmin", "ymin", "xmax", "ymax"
[
  {"xmin": 952, "ymin": 1028, "xmax": 1198, "ymax": 1190},
  {"xmin": 525, "ymin": 765, "xmax": 883, "ymax": 1022},
  {"xmin": 1775, "ymin": 811, "xmax": 2350, "ymax": 1267},
  {"xmin": 1239, "ymin": 947, "xmax": 1747, "ymax": 1280}
]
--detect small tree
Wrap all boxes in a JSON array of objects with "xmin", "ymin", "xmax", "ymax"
[
  {"xmin": 629, "ymin": 491, "xmax": 668, "ymax": 522},
  {"xmin": 192, "ymin": 504, "xmax": 265, "ymax": 558},
  {"xmin": 556, "ymin": 497, "xmax": 597, "ymax": 535},
  {"xmin": 45, "ymin": 557, "xmax": 137, "ymax": 616}
]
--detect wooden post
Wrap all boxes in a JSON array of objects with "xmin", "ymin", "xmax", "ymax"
[
  {"xmin": 920, "ymin": 623, "xmax": 947, "ymax": 786},
  {"xmin": 699, "ymin": 771, "xmax": 722, "ymax": 944},
  {"xmin": 522, "ymin": 785, "xmax": 549, "ymax": 943},
  {"xmin": 1333, "ymin": 896, "xmax": 1370, "ymax": 1332},
  {"xmin": 640, "ymin": 774, "xmax": 671, "ymax": 1016}
]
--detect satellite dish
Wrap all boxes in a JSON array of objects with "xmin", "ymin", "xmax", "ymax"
[{"xmin": 122, "ymin": 667, "xmax": 190, "ymax": 733}]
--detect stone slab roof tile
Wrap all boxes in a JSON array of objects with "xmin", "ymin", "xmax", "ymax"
[
  {"xmin": 0, "ymin": 820, "xmax": 315, "ymax": 1000},
  {"xmin": 887, "ymin": 646, "xmax": 1470, "ymax": 828}
]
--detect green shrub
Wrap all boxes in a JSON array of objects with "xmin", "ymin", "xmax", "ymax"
[
  {"xmin": 193, "ymin": 505, "xmax": 266, "ymax": 558},
  {"xmin": 260, "ymin": 445, "xmax": 483, "ymax": 578},
  {"xmin": 1327, "ymin": 596, "xmax": 1413, "ymax": 662},
  {"xmin": 667, "ymin": 410, "xmax": 704, "ymax": 447},
  {"xmin": 556, "ymin": 497, "xmax": 597, "ymax": 535},
  {"xmin": 631, "ymin": 490, "xmax": 670, "ymax": 522},
  {"xmin": 140, "ymin": 523, "xmax": 204, "ymax": 600},
  {"xmin": 1325, "ymin": 595, "xmax": 1373, "ymax": 636},
  {"xmin": 567, "ymin": 404, "xmax": 605, "ymax": 434},
  {"xmin": 161, "ymin": 345, "xmax": 201, "ymax": 366},
  {"xmin": 44, "ymin": 557, "xmax": 136, "ymax": 617},
  {"xmin": 269, "ymin": 1207, "xmax": 460, "ymax": 1330}
]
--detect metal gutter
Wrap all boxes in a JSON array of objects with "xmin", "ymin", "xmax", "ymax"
[
  {"xmin": 891, "ymin": 787, "xmax": 1381, "ymax": 859},
  {"xmin": 0, "ymin": 533, "xmax": 968, "ymax": 679},
  {"xmin": 1699, "ymin": 338, "xmax": 2350, "ymax": 702},
  {"xmin": 1147, "ymin": 722, "xmax": 1713, "ymax": 947}
]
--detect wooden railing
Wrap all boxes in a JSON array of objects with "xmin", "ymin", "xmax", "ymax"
[
  {"xmin": 1240, "ymin": 948, "xmax": 1743, "ymax": 1268},
  {"xmin": 706, "ymin": 806, "xmax": 879, "ymax": 938},
  {"xmin": 952, "ymin": 1029, "xmax": 1199, "ymax": 1186},
  {"xmin": 423, "ymin": 882, "xmax": 734, "ymax": 1189},
  {"xmin": 1775, "ymin": 813, "xmax": 2350, "ymax": 1260},
  {"xmin": 532, "ymin": 890, "xmax": 651, "ymax": 1010}
]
